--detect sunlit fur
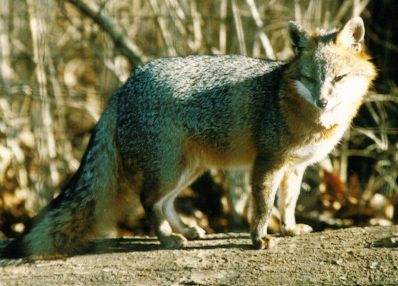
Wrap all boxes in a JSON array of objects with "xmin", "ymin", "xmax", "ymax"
[{"xmin": 1, "ymin": 18, "xmax": 377, "ymax": 258}]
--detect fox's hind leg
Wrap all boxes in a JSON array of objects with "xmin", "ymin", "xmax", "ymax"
[
  {"xmin": 140, "ymin": 181, "xmax": 186, "ymax": 248},
  {"xmin": 139, "ymin": 162, "xmax": 205, "ymax": 248},
  {"xmin": 162, "ymin": 170, "xmax": 206, "ymax": 240}
]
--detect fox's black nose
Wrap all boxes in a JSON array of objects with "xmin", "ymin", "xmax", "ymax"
[{"xmin": 316, "ymin": 99, "xmax": 328, "ymax": 108}]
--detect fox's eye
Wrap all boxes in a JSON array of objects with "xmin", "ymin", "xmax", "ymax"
[
  {"xmin": 302, "ymin": 75, "xmax": 314, "ymax": 83},
  {"xmin": 334, "ymin": 74, "xmax": 346, "ymax": 82}
]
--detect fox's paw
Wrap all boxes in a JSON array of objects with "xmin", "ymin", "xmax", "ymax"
[
  {"xmin": 181, "ymin": 226, "xmax": 206, "ymax": 240},
  {"xmin": 282, "ymin": 223, "xmax": 313, "ymax": 236},
  {"xmin": 252, "ymin": 235, "xmax": 275, "ymax": 250},
  {"xmin": 160, "ymin": 233, "xmax": 188, "ymax": 249}
]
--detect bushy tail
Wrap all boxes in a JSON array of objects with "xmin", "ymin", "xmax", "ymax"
[{"xmin": 1, "ymin": 99, "xmax": 118, "ymax": 259}]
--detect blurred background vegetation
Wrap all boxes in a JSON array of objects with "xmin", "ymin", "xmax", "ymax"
[{"xmin": 0, "ymin": 0, "xmax": 397, "ymax": 238}]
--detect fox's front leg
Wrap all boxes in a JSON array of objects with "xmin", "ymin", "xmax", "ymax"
[
  {"xmin": 279, "ymin": 166, "xmax": 313, "ymax": 236},
  {"xmin": 250, "ymin": 157, "xmax": 285, "ymax": 250}
]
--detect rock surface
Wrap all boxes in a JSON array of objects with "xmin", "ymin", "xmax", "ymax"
[{"xmin": 1, "ymin": 226, "xmax": 398, "ymax": 285}]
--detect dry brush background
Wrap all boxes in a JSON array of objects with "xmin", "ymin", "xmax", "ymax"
[{"xmin": 0, "ymin": 0, "xmax": 397, "ymax": 239}]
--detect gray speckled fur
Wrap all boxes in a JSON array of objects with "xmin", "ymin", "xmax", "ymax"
[
  {"xmin": 112, "ymin": 55, "xmax": 292, "ymax": 249},
  {"xmin": 1, "ymin": 18, "xmax": 377, "ymax": 258},
  {"xmin": 116, "ymin": 55, "xmax": 288, "ymax": 165}
]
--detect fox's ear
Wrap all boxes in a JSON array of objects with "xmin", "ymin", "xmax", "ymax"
[
  {"xmin": 337, "ymin": 17, "xmax": 365, "ymax": 52},
  {"xmin": 287, "ymin": 21, "xmax": 311, "ymax": 55}
]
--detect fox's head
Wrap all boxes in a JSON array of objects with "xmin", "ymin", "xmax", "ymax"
[{"xmin": 286, "ymin": 17, "xmax": 377, "ymax": 119}]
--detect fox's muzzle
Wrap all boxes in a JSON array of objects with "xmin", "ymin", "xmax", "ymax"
[{"xmin": 316, "ymin": 99, "xmax": 328, "ymax": 108}]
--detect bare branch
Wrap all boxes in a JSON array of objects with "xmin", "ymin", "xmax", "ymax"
[
  {"xmin": 231, "ymin": 0, "xmax": 246, "ymax": 56},
  {"xmin": 219, "ymin": 0, "xmax": 228, "ymax": 54},
  {"xmin": 245, "ymin": 0, "xmax": 275, "ymax": 59},
  {"xmin": 364, "ymin": 93, "xmax": 398, "ymax": 103},
  {"xmin": 0, "ymin": 0, "xmax": 13, "ymax": 94},
  {"xmin": 148, "ymin": 0, "xmax": 177, "ymax": 56},
  {"xmin": 66, "ymin": 0, "xmax": 145, "ymax": 67},
  {"xmin": 353, "ymin": 0, "xmax": 371, "ymax": 17}
]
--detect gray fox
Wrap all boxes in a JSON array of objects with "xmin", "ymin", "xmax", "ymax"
[{"xmin": 1, "ymin": 17, "xmax": 376, "ymax": 258}]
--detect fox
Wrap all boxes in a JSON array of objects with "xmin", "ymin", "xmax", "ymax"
[{"xmin": 1, "ymin": 17, "xmax": 377, "ymax": 259}]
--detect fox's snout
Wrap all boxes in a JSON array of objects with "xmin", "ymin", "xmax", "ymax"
[
  {"xmin": 315, "ymin": 98, "xmax": 328, "ymax": 108},
  {"xmin": 294, "ymin": 80, "xmax": 330, "ymax": 109}
]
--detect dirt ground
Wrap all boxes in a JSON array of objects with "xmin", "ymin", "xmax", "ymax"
[{"xmin": 0, "ymin": 225, "xmax": 397, "ymax": 285}]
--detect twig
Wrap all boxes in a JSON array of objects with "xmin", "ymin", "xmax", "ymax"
[
  {"xmin": 353, "ymin": 0, "xmax": 371, "ymax": 17},
  {"xmin": 245, "ymin": 0, "xmax": 275, "ymax": 59},
  {"xmin": 339, "ymin": 129, "xmax": 350, "ymax": 183},
  {"xmin": 219, "ymin": 0, "xmax": 227, "ymax": 54},
  {"xmin": 231, "ymin": 0, "xmax": 246, "ymax": 56},
  {"xmin": 364, "ymin": 93, "xmax": 398, "ymax": 103},
  {"xmin": 334, "ymin": 0, "xmax": 352, "ymax": 24},
  {"xmin": 148, "ymin": 0, "xmax": 177, "ymax": 56},
  {"xmin": 57, "ymin": 5, "xmax": 129, "ymax": 83},
  {"xmin": 164, "ymin": 0, "xmax": 188, "ymax": 49},
  {"xmin": 294, "ymin": 0, "xmax": 302, "ymax": 23},
  {"xmin": 352, "ymin": 127, "xmax": 388, "ymax": 151},
  {"xmin": 0, "ymin": 0, "xmax": 13, "ymax": 94},
  {"xmin": 190, "ymin": 0, "xmax": 202, "ymax": 53},
  {"xmin": 47, "ymin": 45, "xmax": 81, "ymax": 172},
  {"xmin": 66, "ymin": 0, "xmax": 145, "ymax": 67}
]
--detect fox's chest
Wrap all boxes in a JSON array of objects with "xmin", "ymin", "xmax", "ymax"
[{"xmin": 291, "ymin": 126, "xmax": 345, "ymax": 166}]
